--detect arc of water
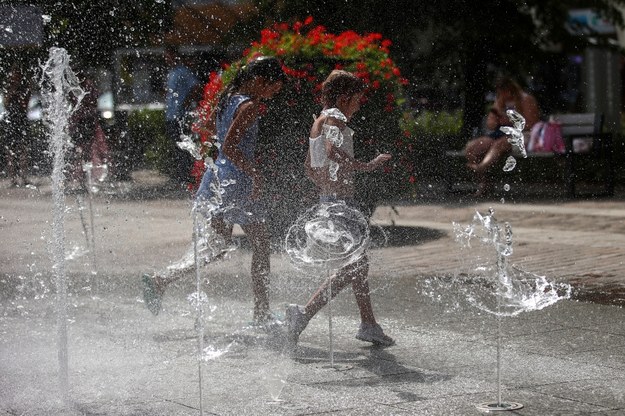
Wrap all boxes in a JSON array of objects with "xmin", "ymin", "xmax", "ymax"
[
  {"xmin": 494, "ymin": 222, "xmax": 507, "ymax": 408},
  {"xmin": 40, "ymin": 47, "xmax": 85, "ymax": 403},
  {"xmin": 285, "ymin": 202, "xmax": 370, "ymax": 370},
  {"xmin": 83, "ymin": 163, "xmax": 97, "ymax": 273},
  {"xmin": 326, "ymin": 267, "xmax": 334, "ymax": 367},
  {"xmin": 193, "ymin": 209, "xmax": 205, "ymax": 416}
]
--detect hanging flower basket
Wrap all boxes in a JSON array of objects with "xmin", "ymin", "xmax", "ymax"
[{"xmin": 192, "ymin": 17, "xmax": 416, "ymax": 233}]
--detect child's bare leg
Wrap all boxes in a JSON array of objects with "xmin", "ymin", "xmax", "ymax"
[
  {"xmin": 473, "ymin": 138, "xmax": 512, "ymax": 173},
  {"xmin": 465, "ymin": 136, "xmax": 492, "ymax": 167},
  {"xmin": 152, "ymin": 216, "xmax": 233, "ymax": 290},
  {"xmin": 211, "ymin": 216, "xmax": 233, "ymax": 245},
  {"xmin": 154, "ymin": 267, "xmax": 187, "ymax": 288},
  {"xmin": 241, "ymin": 222, "xmax": 271, "ymax": 319},
  {"xmin": 302, "ymin": 261, "xmax": 357, "ymax": 319},
  {"xmin": 348, "ymin": 256, "xmax": 377, "ymax": 325},
  {"xmin": 303, "ymin": 256, "xmax": 377, "ymax": 325}
]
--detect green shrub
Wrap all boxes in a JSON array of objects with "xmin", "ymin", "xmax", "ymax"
[{"xmin": 127, "ymin": 109, "xmax": 168, "ymax": 173}]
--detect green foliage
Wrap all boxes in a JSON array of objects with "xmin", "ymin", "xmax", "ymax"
[
  {"xmin": 403, "ymin": 110, "xmax": 463, "ymax": 138},
  {"xmin": 127, "ymin": 109, "xmax": 168, "ymax": 173}
]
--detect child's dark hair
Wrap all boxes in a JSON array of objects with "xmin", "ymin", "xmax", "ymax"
[
  {"xmin": 217, "ymin": 56, "xmax": 286, "ymax": 116},
  {"xmin": 321, "ymin": 70, "xmax": 366, "ymax": 107}
]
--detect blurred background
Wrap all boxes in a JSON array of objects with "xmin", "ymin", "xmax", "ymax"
[{"xmin": 1, "ymin": 0, "xmax": 623, "ymax": 193}]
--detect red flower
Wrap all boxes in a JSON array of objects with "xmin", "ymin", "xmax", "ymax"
[
  {"xmin": 258, "ymin": 103, "xmax": 268, "ymax": 116},
  {"xmin": 260, "ymin": 28, "xmax": 280, "ymax": 45},
  {"xmin": 365, "ymin": 33, "xmax": 383, "ymax": 43},
  {"xmin": 273, "ymin": 22, "xmax": 289, "ymax": 32},
  {"xmin": 282, "ymin": 65, "xmax": 308, "ymax": 78}
]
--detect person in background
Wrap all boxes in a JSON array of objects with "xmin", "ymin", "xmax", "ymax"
[
  {"xmin": 164, "ymin": 45, "xmax": 202, "ymax": 189},
  {"xmin": 68, "ymin": 76, "xmax": 100, "ymax": 191},
  {"xmin": 464, "ymin": 76, "xmax": 540, "ymax": 196}
]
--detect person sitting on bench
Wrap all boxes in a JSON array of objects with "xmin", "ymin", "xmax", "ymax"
[{"xmin": 464, "ymin": 76, "xmax": 540, "ymax": 196}]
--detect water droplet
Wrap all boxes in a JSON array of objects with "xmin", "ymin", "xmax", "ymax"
[
  {"xmin": 503, "ymin": 156, "xmax": 516, "ymax": 172},
  {"xmin": 503, "ymin": 184, "xmax": 510, "ymax": 192}
]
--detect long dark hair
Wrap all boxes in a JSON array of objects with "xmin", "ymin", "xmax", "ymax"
[{"xmin": 216, "ymin": 56, "xmax": 286, "ymax": 117}]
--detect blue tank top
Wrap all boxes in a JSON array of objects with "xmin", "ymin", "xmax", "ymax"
[
  {"xmin": 196, "ymin": 94, "xmax": 258, "ymax": 202},
  {"xmin": 214, "ymin": 94, "xmax": 258, "ymax": 179}
]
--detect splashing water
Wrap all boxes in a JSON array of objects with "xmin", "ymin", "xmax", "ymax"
[
  {"xmin": 320, "ymin": 108, "xmax": 347, "ymax": 182},
  {"xmin": 328, "ymin": 160, "xmax": 340, "ymax": 182},
  {"xmin": 65, "ymin": 245, "xmax": 89, "ymax": 261},
  {"xmin": 450, "ymin": 207, "xmax": 571, "ymax": 411},
  {"xmin": 176, "ymin": 132, "xmax": 237, "ymax": 416},
  {"xmin": 285, "ymin": 201, "xmax": 369, "ymax": 271},
  {"xmin": 40, "ymin": 47, "xmax": 85, "ymax": 402},
  {"xmin": 262, "ymin": 362, "xmax": 290, "ymax": 402},
  {"xmin": 285, "ymin": 201, "xmax": 370, "ymax": 367},
  {"xmin": 502, "ymin": 156, "xmax": 517, "ymax": 172},
  {"xmin": 177, "ymin": 132, "xmax": 204, "ymax": 161},
  {"xmin": 499, "ymin": 109, "xmax": 527, "ymax": 160},
  {"xmin": 202, "ymin": 343, "xmax": 234, "ymax": 361},
  {"xmin": 160, "ymin": 142, "xmax": 237, "ymax": 281},
  {"xmin": 450, "ymin": 209, "xmax": 571, "ymax": 317}
]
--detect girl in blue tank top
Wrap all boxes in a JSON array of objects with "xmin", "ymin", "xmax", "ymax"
[
  {"xmin": 142, "ymin": 57, "xmax": 286, "ymax": 323},
  {"xmin": 196, "ymin": 57, "xmax": 286, "ymax": 325}
]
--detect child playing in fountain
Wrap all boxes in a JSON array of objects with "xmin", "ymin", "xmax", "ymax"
[
  {"xmin": 285, "ymin": 69, "xmax": 395, "ymax": 347},
  {"xmin": 143, "ymin": 56, "xmax": 286, "ymax": 326}
]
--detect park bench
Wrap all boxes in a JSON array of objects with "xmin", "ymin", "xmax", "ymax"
[{"xmin": 445, "ymin": 113, "xmax": 614, "ymax": 197}]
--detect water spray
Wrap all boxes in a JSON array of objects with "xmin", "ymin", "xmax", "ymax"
[{"xmin": 40, "ymin": 46, "xmax": 85, "ymax": 403}]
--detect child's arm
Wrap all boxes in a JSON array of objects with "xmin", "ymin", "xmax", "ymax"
[
  {"xmin": 326, "ymin": 143, "xmax": 391, "ymax": 172},
  {"xmin": 221, "ymin": 100, "xmax": 263, "ymax": 198}
]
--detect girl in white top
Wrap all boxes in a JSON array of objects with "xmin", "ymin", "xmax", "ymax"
[
  {"xmin": 287, "ymin": 70, "xmax": 395, "ymax": 347},
  {"xmin": 307, "ymin": 80, "xmax": 390, "ymax": 200}
]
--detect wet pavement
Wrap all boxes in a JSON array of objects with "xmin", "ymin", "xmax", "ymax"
[{"xmin": 2, "ymin": 171, "xmax": 625, "ymax": 415}]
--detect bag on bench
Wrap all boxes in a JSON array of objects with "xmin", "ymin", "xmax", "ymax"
[{"xmin": 528, "ymin": 120, "xmax": 565, "ymax": 154}]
